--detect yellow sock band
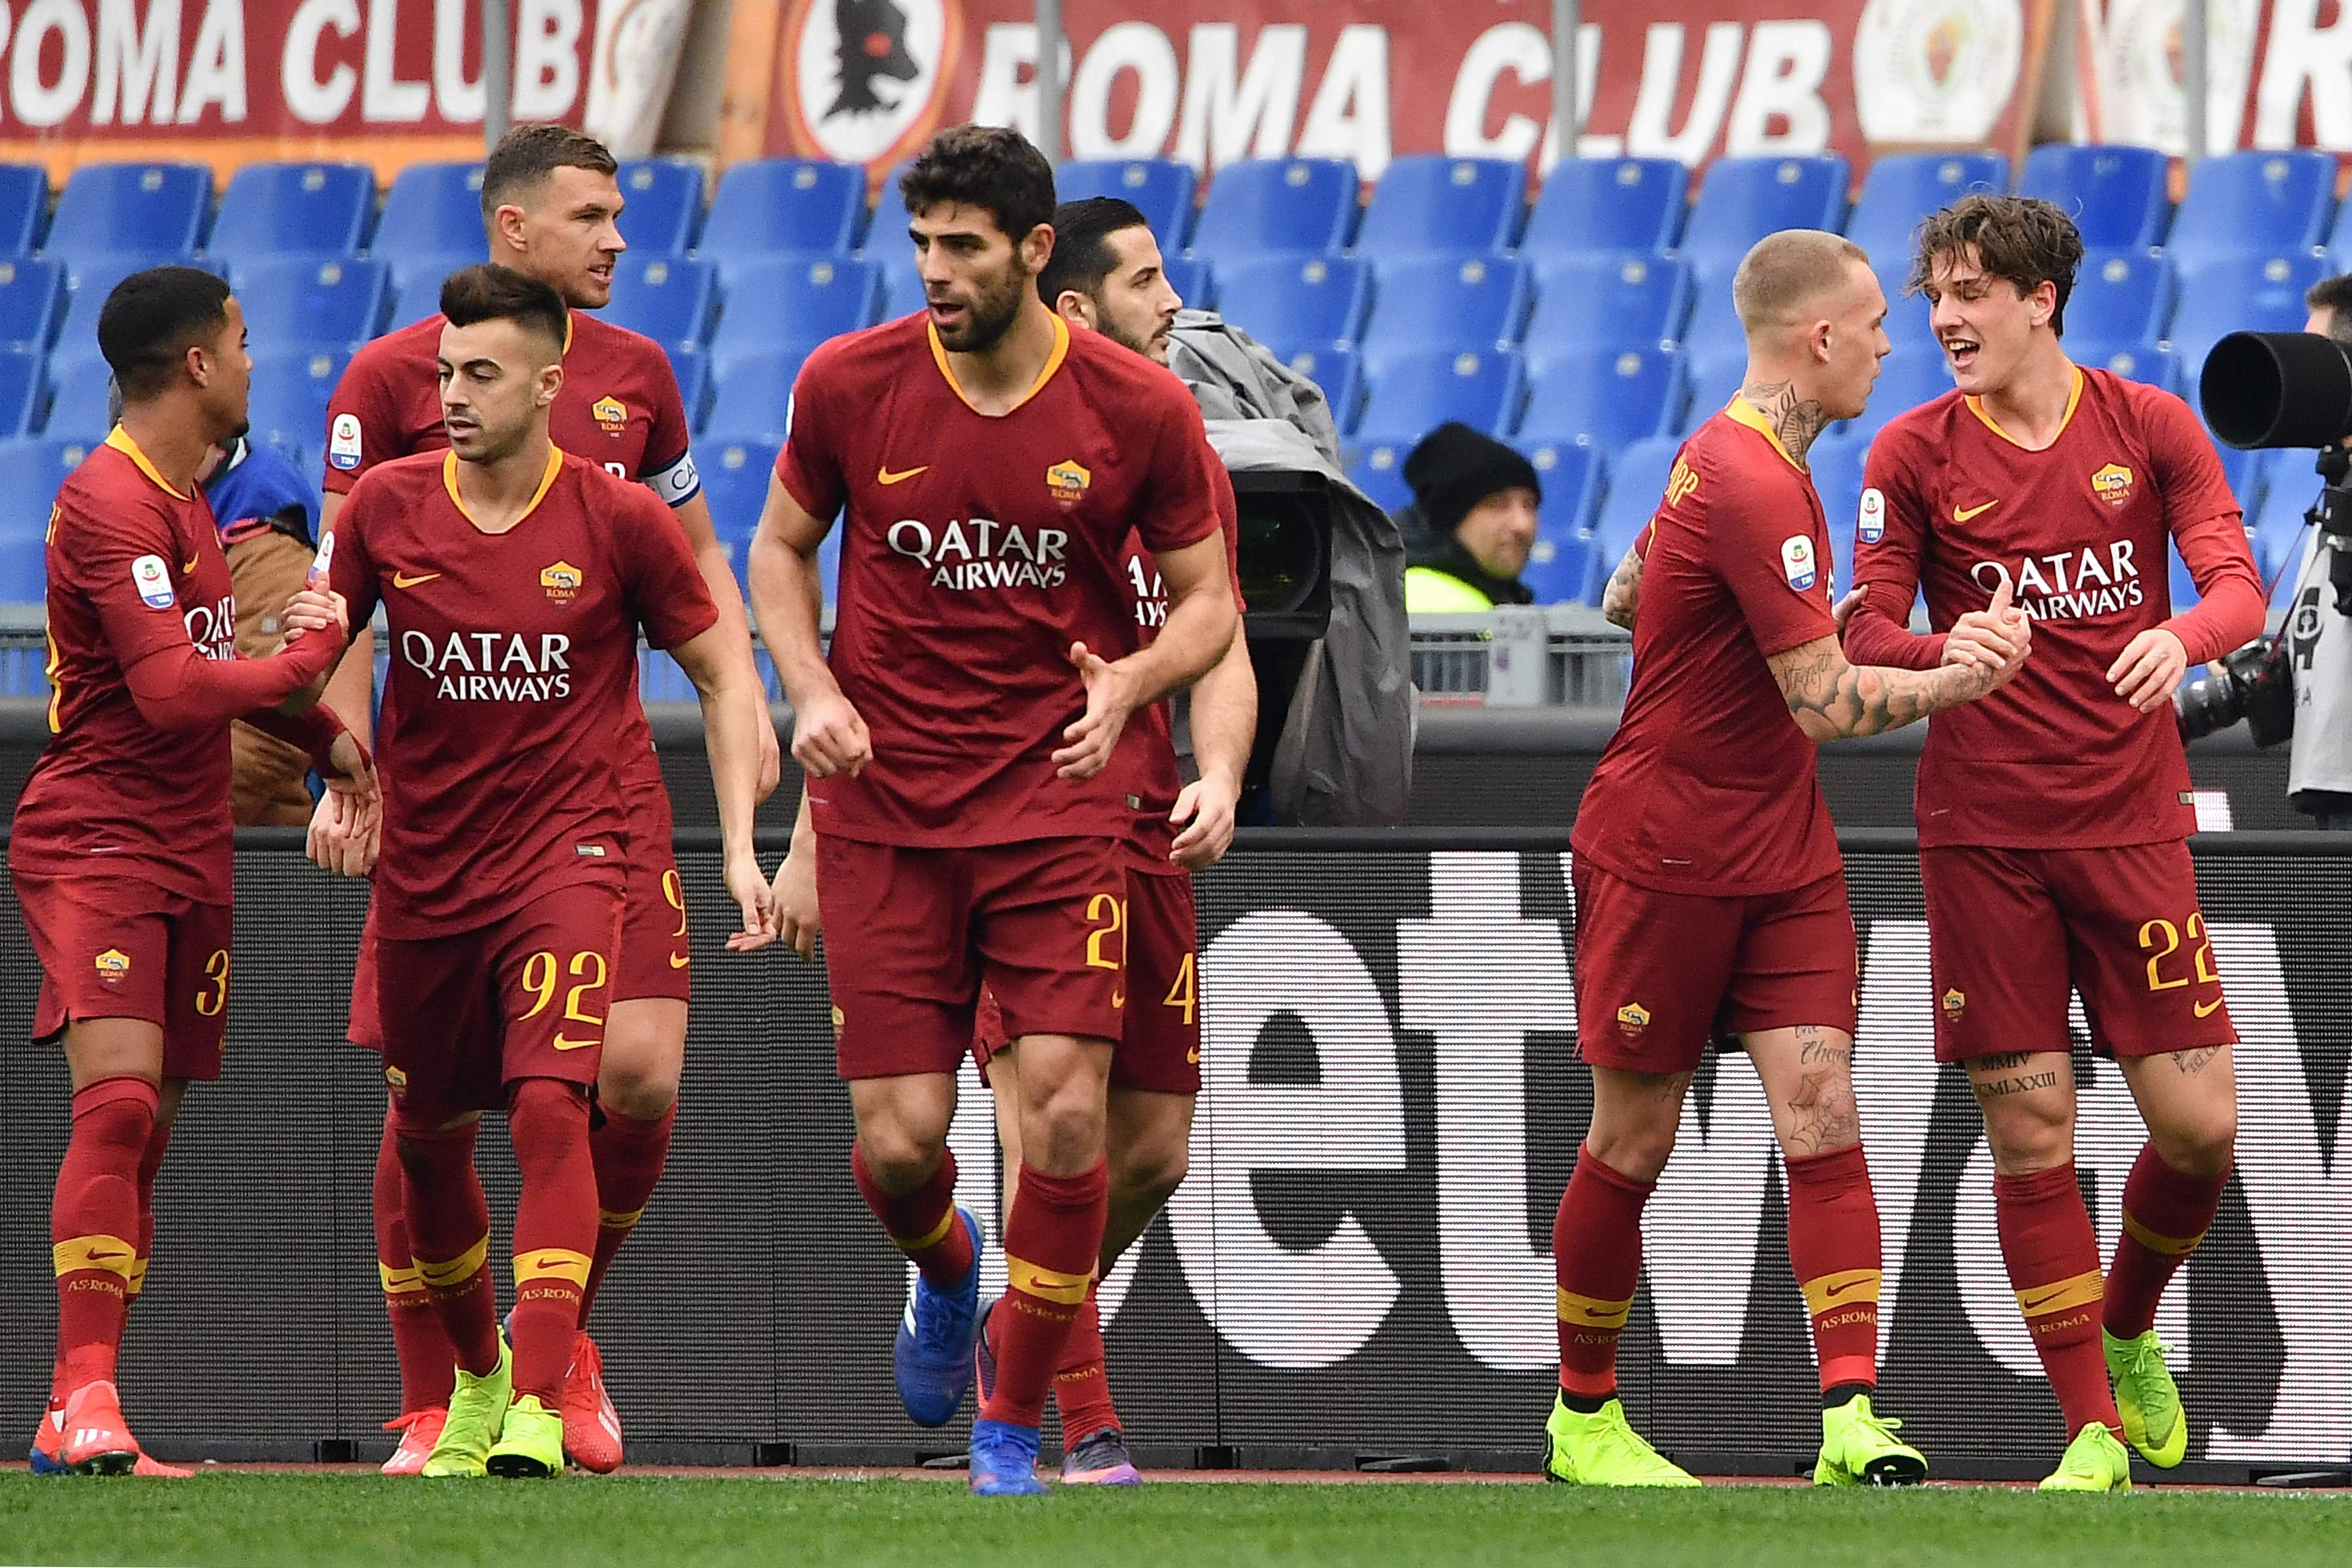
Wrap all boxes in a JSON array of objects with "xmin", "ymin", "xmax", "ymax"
[
  {"xmin": 416, "ymin": 1236, "xmax": 491, "ymax": 1291},
  {"xmin": 1556, "ymin": 1288, "xmax": 1633, "ymax": 1331},
  {"xmin": 514, "ymin": 1247, "xmax": 592, "ymax": 1288},
  {"xmin": 52, "ymin": 1235, "xmax": 138, "ymax": 1279}
]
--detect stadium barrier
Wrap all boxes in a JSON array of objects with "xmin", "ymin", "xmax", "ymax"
[{"xmin": 3, "ymin": 828, "xmax": 2348, "ymax": 1480}]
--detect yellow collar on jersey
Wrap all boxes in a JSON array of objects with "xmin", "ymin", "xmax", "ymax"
[
  {"xmin": 1721, "ymin": 395, "xmax": 1806, "ymax": 473},
  {"xmin": 442, "ymin": 445, "xmax": 565, "ymax": 532},
  {"xmin": 926, "ymin": 310, "xmax": 1069, "ymax": 415},
  {"xmin": 1965, "ymin": 364, "xmax": 2083, "ymax": 449},
  {"xmin": 104, "ymin": 425, "xmax": 191, "ymax": 501}
]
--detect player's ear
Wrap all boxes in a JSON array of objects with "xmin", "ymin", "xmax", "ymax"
[
  {"xmin": 1022, "ymin": 223, "xmax": 1055, "ymax": 277},
  {"xmin": 536, "ymin": 360, "xmax": 564, "ymax": 409},
  {"xmin": 1054, "ymin": 289, "xmax": 1096, "ymax": 331},
  {"xmin": 491, "ymin": 203, "xmax": 529, "ymax": 255}
]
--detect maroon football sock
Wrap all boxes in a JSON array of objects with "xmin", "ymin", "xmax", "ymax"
[
  {"xmin": 374, "ymin": 1108, "xmax": 456, "ymax": 1413},
  {"xmin": 981, "ymin": 1161, "xmax": 1108, "ymax": 1429},
  {"xmin": 52, "ymin": 1077, "xmax": 156, "ymax": 1391},
  {"xmin": 1785, "ymin": 1144, "xmax": 1884, "ymax": 1395},
  {"xmin": 1553, "ymin": 1147, "xmax": 1651, "ymax": 1405},
  {"xmin": 583, "ymin": 1102, "xmax": 674, "ymax": 1320},
  {"xmin": 2104, "ymin": 1141, "xmax": 2228, "ymax": 1340},
  {"xmin": 395, "ymin": 1117, "xmax": 500, "ymax": 1377},
  {"xmin": 1995, "ymin": 1164, "xmax": 2121, "ymax": 1437},
  {"xmin": 507, "ymin": 1079, "xmax": 597, "ymax": 1405},
  {"xmin": 852, "ymin": 1141, "xmax": 974, "ymax": 1286},
  {"xmin": 1051, "ymin": 1279, "xmax": 1120, "ymax": 1443}
]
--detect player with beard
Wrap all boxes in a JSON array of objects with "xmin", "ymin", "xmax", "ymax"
[
  {"xmin": 748, "ymin": 128, "xmax": 1237, "ymax": 1497},
  {"xmin": 768, "ymin": 196, "xmax": 1254, "ymax": 1486},
  {"xmin": 314, "ymin": 124, "xmax": 777, "ymax": 1477},
  {"xmin": 1843, "ymin": 195, "xmax": 2262, "ymax": 1491}
]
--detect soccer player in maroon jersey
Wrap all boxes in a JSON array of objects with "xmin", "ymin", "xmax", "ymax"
[
  {"xmin": 1844, "ymin": 195, "xmax": 2262, "ymax": 1492},
  {"xmin": 14, "ymin": 267, "xmax": 366, "ymax": 1477},
  {"xmin": 316, "ymin": 125, "xmax": 776, "ymax": 1476},
  {"xmin": 768, "ymin": 195, "xmax": 1256, "ymax": 1487},
  {"xmin": 746, "ymin": 127, "xmax": 1237, "ymax": 1497},
  {"xmin": 1555, "ymin": 231, "xmax": 2029, "ymax": 1488},
  {"xmin": 319, "ymin": 265, "xmax": 772, "ymax": 1480}
]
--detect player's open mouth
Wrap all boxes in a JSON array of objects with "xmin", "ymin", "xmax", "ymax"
[
  {"xmin": 1942, "ymin": 336, "xmax": 1980, "ymax": 372},
  {"xmin": 927, "ymin": 301, "xmax": 966, "ymax": 327}
]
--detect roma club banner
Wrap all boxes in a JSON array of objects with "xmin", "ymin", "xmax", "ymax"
[
  {"xmin": 2076, "ymin": 0, "xmax": 2352, "ymax": 158},
  {"xmin": 756, "ymin": 0, "xmax": 2064, "ymax": 184}
]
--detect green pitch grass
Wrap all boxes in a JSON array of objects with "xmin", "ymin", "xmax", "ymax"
[{"xmin": 2, "ymin": 1473, "xmax": 2346, "ymax": 1567}]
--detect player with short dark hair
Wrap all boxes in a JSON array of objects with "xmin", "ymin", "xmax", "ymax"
[
  {"xmin": 748, "ymin": 125, "xmax": 1237, "ymax": 1497},
  {"xmin": 1845, "ymin": 193, "xmax": 2264, "ymax": 1491},
  {"xmin": 319, "ymin": 263, "xmax": 772, "ymax": 1481},
  {"xmin": 1558, "ymin": 230, "xmax": 2029, "ymax": 1488},
  {"xmin": 18, "ymin": 265, "xmax": 365, "ymax": 1477},
  {"xmin": 318, "ymin": 123, "xmax": 777, "ymax": 1477}
]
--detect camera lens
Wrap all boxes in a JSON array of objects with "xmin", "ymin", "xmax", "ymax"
[{"xmin": 2201, "ymin": 331, "xmax": 2352, "ymax": 449}]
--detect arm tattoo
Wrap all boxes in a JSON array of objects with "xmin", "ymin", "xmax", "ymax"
[
  {"xmin": 1601, "ymin": 542, "xmax": 1646, "ymax": 629},
  {"xmin": 1740, "ymin": 380, "xmax": 1832, "ymax": 468},
  {"xmin": 1771, "ymin": 637, "xmax": 1994, "ymax": 738}
]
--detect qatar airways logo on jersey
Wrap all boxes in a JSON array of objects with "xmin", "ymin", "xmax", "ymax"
[
  {"xmin": 399, "ymin": 631, "xmax": 573, "ymax": 702},
  {"xmin": 1968, "ymin": 542, "xmax": 2144, "ymax": 621},
  {"xmin": 184, "ymin": 596, "xmax": 235, "ymax": 661},
  {"xmin": 887, "ymin": 518, "xmax": 1069, "ymax": 592},
  {"xmin": 1126, "ymin": 557, "xmax": 1169, "ymax": 627}
]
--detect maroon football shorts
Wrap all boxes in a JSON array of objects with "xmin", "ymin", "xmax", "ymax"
[
  {"xmin": 973, "ymin": 868, "xmax": 1201, "ymax": 1094},
  {"xmin": 614, "ymin": 774, "xmax": 692, "ymax": 1005},
  {"xmin": 1922, "ymin": 841, "xmax": 2236, "ymax": 1064},
  {"xmin": 816, "ymin": 833, "xmax": 1129, "ymax": 1080},
  {"xmin": 1572, "ymin": 858, "xmax": 1859, "ymax": 1073},
  {"xmin": 16, "ymin": 873, "xmax": 232, "ymax": 1081},
  {"xmin": 348, "ymin": 907, "xmax": 384, "ymax": 1051},
  {"xmin": 374, "ymin": 882, "xmax": 625, "ymax": 1124}
]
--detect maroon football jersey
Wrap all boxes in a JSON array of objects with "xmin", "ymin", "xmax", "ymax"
[
  {"xmin": 13, "ymin": 429, "xmax": 241, "ymax": 901},
  {"xmin": 1850, "ymin": 366, "xmax": 2261, "ymax": 849},
  {"xmin": 1573, "ymin": 399, "xmax": 1844, "ymax": 896},
  {"xmin": 328, "ymin": 448, "xmax": 718, "ymax": 938},
  {"xmin": 777, "ymin": 314, "xmax": 1222, "ymax": 848}
]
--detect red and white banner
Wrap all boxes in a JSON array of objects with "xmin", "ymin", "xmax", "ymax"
[
  {"xmin": 760, "ymin": 0, "xmax": 2061, "ymax": 184},
  {"xmin": 2076, "ymin": 0, "xmax": 2352, "ymax": 157}
]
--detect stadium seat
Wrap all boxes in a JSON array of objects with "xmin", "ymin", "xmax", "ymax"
[
  {"xmin": 0, "ymin": 345, "xmax": 41, "ymax": 438},
  {"xmin": 1590, "ymin": 435, "xmax": 1682, "ymax": 563},
  {"xmin": 43, "ymin": 354, "xmax": 116, "ymax": 440},
  {"xmin": 617, "ymin": 159, "xmax": 706, "ymax": 255},
  {"xmin": 1343, "ymin": 433, "xmax": 1416, "ymax": 514},
  {"xmin": 2169, "ymin": 251, "xmax": 2325, "ymax": 367},
  {"xmin": 0, "ymin": 435, "xmax": 93, "ymax": 541},
  {"xmin": 1679, "ymin": 344, "xmax": 1747, "ymax": 436},
  {"xmin": 1845, "ymin": 350, "xmax": 1958, "ymax": 442},
  {"xmin": 606, "ymin": 255, "xmax": 717, "ymax": 351},
  {"xmin": 45, "ymin": 163, "xmax": 211, "ymax": 265},
  {"xmin": 2210, "ymin": 440, "xmax": 2264, "ymax": 517},
  {"xmin": 701, "ymin": 160, "xmax": 864, "ymax": 263},
  {"xmin": 1520, "ymin": 438, "xmax": 1605, "ymax": 540},
  {"xmin": 1283, "ymin": 344, "xmax": 1361, "ymax": 429},
  {"xmin": 1213, "ymin": 255, "xmax": 1371, "ymax": 357},
  {"xmin": 2169, "ymin": 542, "xmax": 2202, "ymax": 612},
  {"xmin": 1190, "ymin": 159, "xmax": 1358, "ymax": 261},
  {"xmin": 208, "ymin": 163, "xmax": 372, "ymax": 264},
  {"xmin": 1356, "ymin": 348, "xmax": 1524, "ymax": 439},
  {"xmin": 1355, "ymin": 155, "xmax": 1524, "ymax": 257},
  {"xmin": 1522, "ymin": 157, "xmax": 1688, "ymax": 259},
  {"xmin": 387, "ymin": 253, "xmax": 480, "ymax": 327},
  {"xmin": 1808, "ymin": 432, "xmax": 1869, "ymax": 595},
  {"xmin": 1523, "ymin": 253, "xmax": 1692, "ymax": 362},
  {"xmin": 1679, "ymin": 274, "xmax": 1743, "ymax": 362},
  {"xmin": 864, "ymin": 157, "xmax": 920, "ymax": 253},
  {"xmin": 705, "ymin": 349, "xmax": 808, "ymax": 444},
  {"xmin": 1519, "ymin": 347, "xmax": 1684, "ymax": 448},
  {"xmin": 696, "ymin": 431, "xmax": 783, "ymax": 561},
  {"xmin": 372, "ymin": 163, "xmax": 488, "ymax": 264},
  {"xmin": 2166, "ymin": 150, "xmax": 2334, "ymax": 273},
  {"xmin": 878, "ymin": 263, "xmax": 926, "ymax": 321},
  {"xmin": 1844, "ymin": 152, "xmax": 2007, "ymax": 261},
  {"xmin": 1521, "ymin": 529, "xmax": 1599, "ymax": 606},
  {"xmin": 2071, "ymin": 337, "xmax": 2173, "ymax": 387},
  {"xmin": 0, "ymin": 164, "xmax": 45, "ymax": 256},
  {"xmin": 1164, "ymin": 254, "xmax": 1211, "ymax": 310},
  {"xmin": 231, "ymin": 257, "xmax": 389, "ymax": 352},
  {"xmin": 0, "ymin": 531, "xmax": 42, "ymax": 601},
  {"xmin": 56, "ymin": 255, "xmax": 222, "ymax": 355},
  {"xmin": 2251, "ymin": 457, "xmax": 2310, "ymax": 578},
  {"xmin": 710, "ymin": 256, "xmax": 880, "ymax": 372},
  {"xmin": 0, "ymin": 257, "xmax": 64, "ymax": 349},
  {"xmin": 1057, "ymin": 159, "xmax": 1198, "ymax": 250},
  {"xmin": 2018, "ymin": 144, "xmax": 2169, "ymax": 251},
  {"xmin": 2067, "ymin": 249, "xmax": 2174, "ymax": 344},
  {"xmin": 246, "ymin": 348, "xmax": 350, "ymax": 457},
  {"xmin": 1679, "ymin": 156, "xmax": 1849, "ymax": 275},
  {"xmin": 1360, "ymin": 255, "xmax": 1529, "ymax": 367}
]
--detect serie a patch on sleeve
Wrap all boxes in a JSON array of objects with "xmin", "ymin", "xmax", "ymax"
[
  {"xmin": 132, "ymin": 553, "xmax": 175, "ymax": 609},
  {"xmin": 1859, "ymin": 487, "xmax": 1886, "ymax": 544},
  {"xmin": 1780, "ymin": 534, "xmax": 1818, "ymax": 593},
  {"xmin": 329, "ymin": 413, "xmax": 363, "ymax": 472}
]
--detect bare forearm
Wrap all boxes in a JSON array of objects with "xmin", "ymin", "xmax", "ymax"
[
  {"xmin": 1777, "ymin": 645, "xmax": 1993, "ymax": 739},
  {"xmin": 1601, "ymin": 546, "xmax": 1644, "ymax": 630},
  {"xmin": 1115, "ymin": 587, "xmax": 1236, "ymax": 708},
  {"xmin": 319, "ymin": 623, "xmax": 375, "ymax": 745},
  {"xmin": 691, "ymin": 538, "xmax": 757, "ymax": 655},
  {"xmin": 789, "ymin": 787, "xmax": 814, "ymax": 851},
  {"xmin": 747, "ymin": 537, "xmax": 838, "ymax": 710},
  {"xmin": 1189, "ymin": 629, "xmax": 1257, "ymax": 786},
  {"xmin": 699, "ymin": 675, "xmax": 765, "ymax": 860}
]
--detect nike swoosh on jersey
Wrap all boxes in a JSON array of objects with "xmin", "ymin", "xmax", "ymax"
[
  {"xmin": 877, "ymin": 465, "xmax": 928, "ymax": 485},
  {"xmin": 181, "ymin": 555, "xmax": 198, "ymax": 574},
  {"xmin": 393, "ymin": 571, "xmax": 442, "ymax": 589},
  {"xmin": 1953, "ymin": 500, "xmax": 1999, "ymax": 522}
]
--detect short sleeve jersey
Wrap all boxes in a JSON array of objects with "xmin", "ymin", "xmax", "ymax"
[
  {"xmin": 328, "ymin": 448, "xmax": 719, "ymax": 938},
  {"xmin": 1572, "ymin": 400, "xmax": 1843, "ymax": 895},
  {"xmin": 776, "ymin": 314, "xmax": 1222, "ymax": 848},
  {"xmin": 12, "ymin": 429, "xmax": 241, "ymax": 901},
  {"xmin": 1855, "ymin": 367, "xmax": 2248, "ymax": 849}
]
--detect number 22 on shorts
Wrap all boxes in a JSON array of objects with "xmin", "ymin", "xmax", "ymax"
[{"xmin": 2138, "ymin": 913, "xmax": 2223, "ymax": 1016}]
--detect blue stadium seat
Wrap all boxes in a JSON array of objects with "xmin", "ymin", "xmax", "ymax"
[
  {"xmin": 1846, "ymin": 350, "xmax": 1957, "ymax": 442},
  {"xmin": 1679, "ymin": 274, "xmax": 1744, "ymax": 362},
  {"xmin": 1520, "ymin": 438, "xmax": 1605, "ymax": 540},
  {"xmin": 1190, "ymin": 159, "xmax": 1358, "ymax": 261},
  {"xmin": 2327, "ymin": 197, "xmax": 2352, "ymax": 274},
  {"xmin": 0, "ymin": 531, "xmax": 42, "ymax": 601},
  {"xmin": 2067, "ymin": 249, "xmax": 2174, "ymax": 344},
  {"xmin": 668, "ymin": 344, "xmax": 710, "ymax": 431},
  {"xmin": 1524, "ymin": 253, "xmax": 1692, "ymax": 363},
  {"xmin": 46, "ymin": 163, "xmax": 210, "ymax": 265},
  {"xmin": 1521, "ymin": 530, "xmax": 1599, "ymax": 606},
  {"xmin": 209, "ymin": 163, "xmax": 372, "ymax": 263},
  {"xmin": 1343, "ymin": 433, "xmax": 1416, "ymax": 514},
  {"xmin": 1164, "ymin": 254, "xmax": 1211, "ymax": 310},
  {"xmin": 1590, "ymin": 436, "xmax": 1682, "ymax": 563},
  {"xmin": 1519, "ymin": 347, "xmax": 1684, "ymax": 448},
  {"xmin": 0, "ymin": 436, "xmax": 93, "ymax": 541},
  {"xmin": 387, "ymin": 252, "xmax": 480, "ymax": 327},
  {"xmin": 1057, "ymin": 159, "xmax": 1198, "ymax": 250},
  {"xmin": 1356, "ymin": 348, "xmax": 1524, "ymax": 439},
  {"xmin": 2169, "ymin": 251, "xmax": 2326, "ymax": 366},
  {"xmin": 1844, "ymin": 153, "xmax": 2007, "ymax": 261},
  {"xmin": 1282, "ymin": 344, "xmax": 1361, "ymax": 430},
  {"xmin": 2071, "ymin": 337, "xmax": 2174, "ymax": 387},
  {"xmin": 710, "ymin": 257, "xmax": 880, "ymax": 372},
  {"xmin": 372, "ymin": 163, "xmax": 487, "ymax": 263},
  {"xmin": 1679, "ymin": 156, "xmax": 1849, "ymax": 274},
  {"xmin": 44, "ymin": 354, "xmax": 116, "ymax": 440},
  {"xmin": 697, "ymin": 431, "xmax": 783, "ymax": 563},
  {"xmin": 1360, "ymin": 255, "xmax": 1529, "ymax": 366},
  {"xmin": 2167, "ymin": 150, "xmax": 2334, "ymax": 273},
  {"xmin": 878, "ymin": 263, "xmax": 926, "ymax": 321},
  {"xmin": 2169, "ymin": 542, "xmax": 2202, "ymax": 612},
  {"xmin": 701, "ymin": 160, "xmax": 863, "ymax": 263},
  {"xmin": 1522, "ymin": 157, "xmax": 1687, "ymax": 259},
  {"xmin": 2251, "ymin": 457, "xmax": 2309, "ymax": 580},
  {"xmin": 1808, "ymin": 433, "xmax": 1869, "ymax": 596},
  {"xmin": 1680, "ymin": 344, "xmax": 1747, "ymax": 436},
  {"xmin": 704, "ymin": 349, "xmax": 808, "ymax": 445},
  {"xmin": 1213, "ymin": 255, "xmax": 1370, "ymax": 357},
  {"xmin": 606, "ymin": 254, "xmax": 717, "ymax": 351},
  {"xmin": 0, "ymin": 345, "xmax": 41, "ymax": 438},
  {"xmin": 2209, "ymin": 440, "xmax": 2264, "ymax": 517},
  {"xmin": 246, "ymin": 347, "xmax": 350, "ymax": 457},
  {"xmin": 1355, "ymin": 155, "xmax": 1523, "ymax": 257},
  {"xmin": 231, "ymin": 257, "xmax": 389, "ymax": 351},
  {"xmin": 0, "ymin": 165, "xmax": 45, "ymax": 256},
  {"xmin": 56, "ymin": 255, "xmax": 222, "ymax": 357},
  {"xmin": 2018, "ymin": 144, "xmax": 2169, "ymax": 251},
  {"xmin": 0, "ymin": 257, "xmax": 64, "ymax": 349},
  {"xmin": 617, "ymin": 159, "xmax": 706, "ymax": 255},
  {"xmin": 864, "ymin": 157, "xmax": 920, "ymax": 253}
]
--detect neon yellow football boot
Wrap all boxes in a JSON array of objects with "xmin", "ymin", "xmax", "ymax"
[
  {"xmin": 421, "ymin": 1339, "xmax": 512, "ymax": 1478},
  {"xmin": 2038, "ymin": 1422, "xmax": 2133, "ymax": 1493},
  {"xmin": 1543, "ymin": 1395, "xmax": 1701, "ymax": 1487},
  {"xmin": 2104, "ymin": 1329, "xmax": 2187, "ymax": 1469},
  {"xmin": 485, "ymin": 1394, "xmax": 564, "ymax": 1478},
  {"xmin": 1812, "ymin": 1393, "xmax": 1928, "ymax": 1486}
]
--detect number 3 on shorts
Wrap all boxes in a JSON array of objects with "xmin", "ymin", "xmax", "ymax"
[{"xmin": 2137, "ymin": 914, "xmax": 2219, "ymax": 993}]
